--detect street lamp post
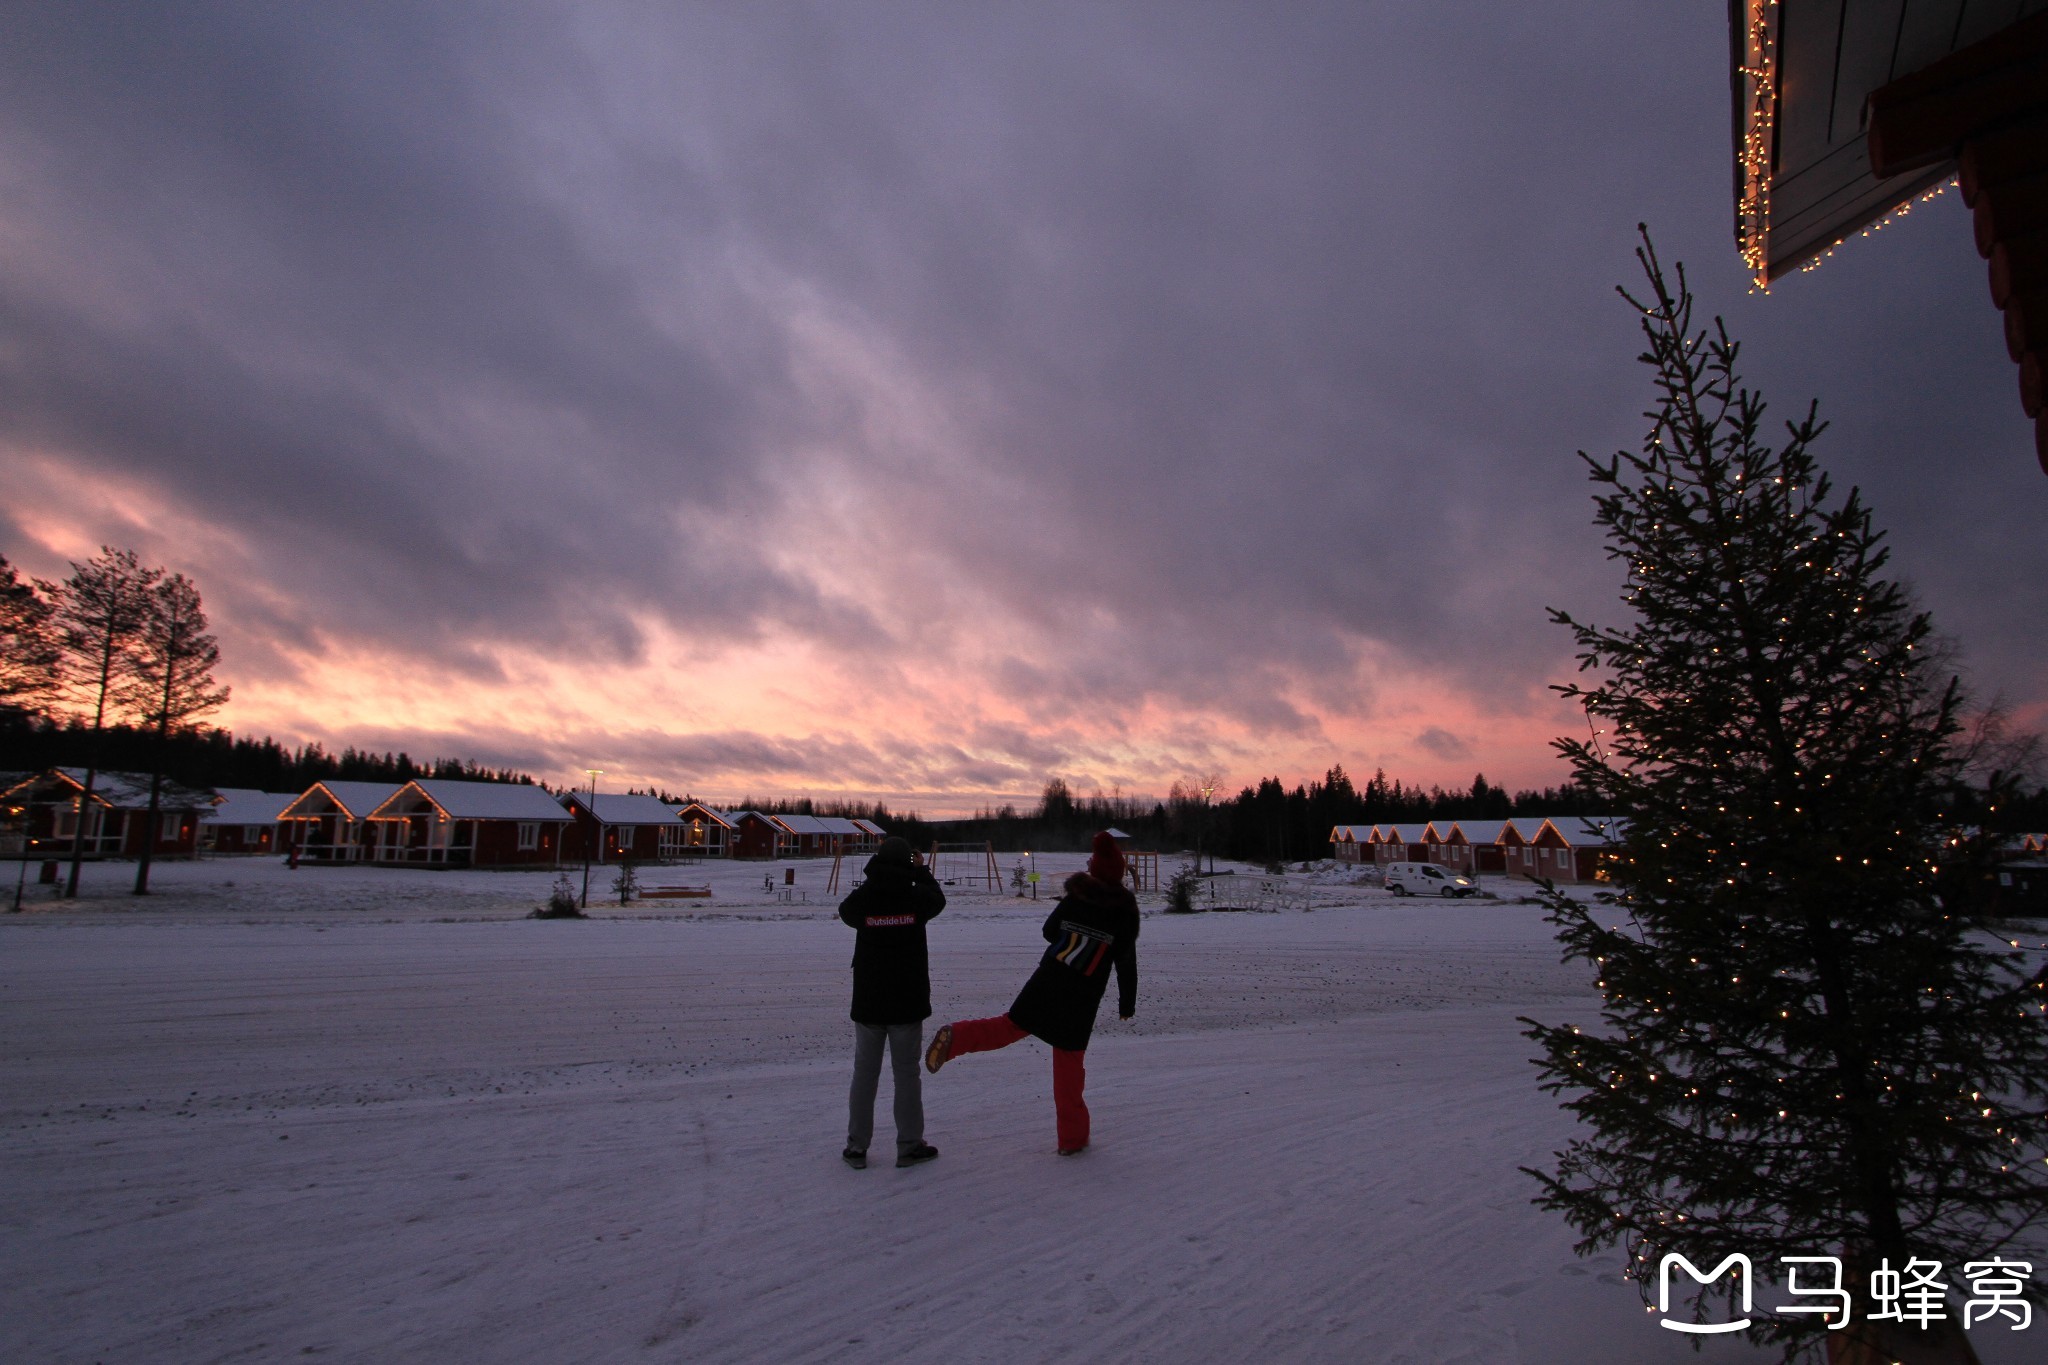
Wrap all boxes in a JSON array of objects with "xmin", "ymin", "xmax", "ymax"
[
  {"xmin": 10, "ymin": 805, "xmax": 27, "ymax": 913},
  {"xmin": 581, "ymin": 768, "xmax": 603, "ymax": 909},
  {"xmin": 1198, "ymin": 778, "xmax": 1217, "ymax": 876}
]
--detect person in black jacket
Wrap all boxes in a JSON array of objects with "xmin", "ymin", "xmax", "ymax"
[
  {"xmin": 837, "ymin": 835, "xmax": 945, "ymax": 1169},
  {"xmin": 923, "ymin": 831, "xmax": 1138, "ymax": 1156}
]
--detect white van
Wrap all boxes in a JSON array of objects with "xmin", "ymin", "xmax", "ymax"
[{"xmin": 1384, "ymin": 862, "xmax": 1477, "ymax": 897}]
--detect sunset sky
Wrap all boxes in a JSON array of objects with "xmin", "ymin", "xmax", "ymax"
[{"xmin": 2, "ymin": 3, "xmax": 2042, "ymax": 815}]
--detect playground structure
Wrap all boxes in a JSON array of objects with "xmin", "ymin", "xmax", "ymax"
[
  {"xmin": 827, "ymin": 841, "xmax": 1001, "ymax": 895},
  {"xmin": 926, "ymin": 841, "xmax": 1002, "ymax": 889},
  {"xmin": 824, "ymin": 840, "xmax": 1162, "ymax": 899}
]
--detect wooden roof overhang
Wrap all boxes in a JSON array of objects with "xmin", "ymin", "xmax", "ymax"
[{"xmin": 1732, "ymin": 1, "xmax": 2048, "ymax": 471}]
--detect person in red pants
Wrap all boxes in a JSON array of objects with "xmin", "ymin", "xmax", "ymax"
[{"xmin": 924, "ymin": 831, "xmax": 1139, "ymax": 1155}]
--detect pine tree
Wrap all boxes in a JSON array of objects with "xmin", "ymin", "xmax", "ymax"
[
  {"xmin": 1521, "ymin": 233, "xmax": 2048, "ymax": 1362},
  {"xmin": 47, "ymin": 548, "xmax": 161, "ymax": 897},
  {"xmin": 0, "ymin": 554, "xmax": 58, "ymax": 720},
  {"xmin": 125, "ymin": 572, "xmax": 229, "ymax": 894}
]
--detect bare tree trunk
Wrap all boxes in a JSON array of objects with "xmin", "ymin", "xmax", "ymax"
[
  {"xmin": 63, "ymin": 765, "xmax": 98, "ymax": 899},
  {"xmin": 63, "ymin": 643, "xmax": 118, "ymax": 899},
  {"xmin": 133, "ymin": 667, "xmax": 175, "ymax": 895},
  {"xmin": 133, "ymin": 767, "xmax": 164, "ymax": 895}
]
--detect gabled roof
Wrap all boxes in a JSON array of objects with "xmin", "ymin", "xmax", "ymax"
[
  {"xmin": 566, "ymin": 793, "xmax": 685, "ymax": 826},
  {"xmin": 815, "ymin": 816, "xmax": 866, "ymax": 836},
  {"xmin": 675, "ymin": 803, "xmax": 737, "ymax": 829},
  {"xmin": 386, "ymin": 780, "xmax": 573, "ymax": 822},
  {"xmin": 1330, "ymin": 825, "xmax": 1368, "ymax": 842},
  {"xmin": 31, "ymin": 768, "xmax": 214, "ymax": 810},
  {"xmin": 1423, "ymin": 820, "xmax": 1463, "ymax": 843},
  {"xmin": 1453, "ymin": 819, "xmax": 1510, "ymax": 845},
  {"xmin": 281, "ymin": 781, "xmax": 406, "ymax": 820},
  {"xmin": 850, "ymin": 818, "xmax": 887, "ymax": 837},
  {"xmin": 773, "ymin": 814, "xmax": 834, "ymax": 836},
  {"xmin": 1540, "ymin": 816, "xmax": 1628, "ymax": 847},
  {"xmin": 1500, "ymin": 818, "xmax": 1548, "ymax": 843},
  {"xmin": 202, "ymin": 789, "xmax": 295, "ymax": 825},
  {"xmin": 1386, "ymin": 823, "xmax": 1431, "ymax": 843}
]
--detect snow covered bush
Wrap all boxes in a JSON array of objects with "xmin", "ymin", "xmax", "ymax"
[{"xmin": 535, "ymin": 873, "xmax": 581, "ymax": 919}]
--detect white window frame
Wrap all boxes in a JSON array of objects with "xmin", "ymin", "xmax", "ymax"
[{"xmin": 517, "ymin": 822, "xmax": 538, "ymax": 850}]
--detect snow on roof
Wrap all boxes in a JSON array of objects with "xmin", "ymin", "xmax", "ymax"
[
  {"xmin": 1329, "ymin": 825, "xmax": 1369, "ymax": 841},
  {"xmin": 47, "ymin": 768, "xmax": 213, "ymax": 809},
  {"xmin": 282, "ymin": 781, "xmax": 406, "ymax": 820},
  {"xmin": 815, "ymin": 817, "xmax": 866, "ymax": 835},
  {"xmin": 773, "ymin": 814, "xmax": 834, "ymax": 836},
  {"xmin": 1541, "ymin": 816, "xmax": 1628, "ymax": 846},
  {"xmin": 400, "ymin": 780, "xmax": 573, "ymax": 822},
  {"xmin": 850, "ymin": 818, "xmax": 886, "ymax": 837},
  {"xmin": 1386, "ymin": 823, "xmax": 1431, "ymax": 842},
  {"xmin": 1501, "ymin": 818, "xmax": 1548, "ymax": 842},
  {"xmin": 1453, "ymin": 819, "xmax": 1510, "ymax": 844},
  {"xmin": 202, "ymin": 789, "xmax": 295, "ymax": 825},
  {"xmin": 1104, "ymin": 827, "xmax": 1131, "ymax": 840},
  {"xmin": 569, "ymin": 793, "xmax": 684, "ymax": 826},
  {"xmin": 676, "ymin": 804, "xmax": 737, "ymax": 828}
]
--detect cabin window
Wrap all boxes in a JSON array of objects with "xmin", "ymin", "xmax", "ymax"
[{"xmin": 517, "ymin": 822, "xmax": 538, "ymax": 850}]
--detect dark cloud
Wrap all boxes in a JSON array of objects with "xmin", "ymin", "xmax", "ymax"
[
  {"xmin": 1415, "ymin": 728, "xmax": 1472, "ymax": 762},
  {"xmin": 2, "ymin": 2, "xmax": 2040, "ymax": 796}
]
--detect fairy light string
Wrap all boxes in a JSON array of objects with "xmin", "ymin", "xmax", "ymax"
[{"xmin": 1737, "ymin": 0, "xmax": 1959, "ymax": 290}]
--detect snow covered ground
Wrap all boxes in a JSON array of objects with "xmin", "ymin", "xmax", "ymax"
[{"xmin": 2, "ymin": 857, "xmax": 2040, "ymax": 1362}]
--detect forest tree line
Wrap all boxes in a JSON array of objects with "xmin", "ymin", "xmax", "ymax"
[{"xmin": 8, "ymin": 549, "xmax": 2039, "ymax": 882}]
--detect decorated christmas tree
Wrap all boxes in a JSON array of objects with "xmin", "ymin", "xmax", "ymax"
[{"xmin": 1522, "ymin": 232, "xmax": 2048, "ymax": 1362}]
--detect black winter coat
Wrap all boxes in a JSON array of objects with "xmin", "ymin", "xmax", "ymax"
[
  {"xmin": 838, "ymin": 857, "xmax": 946, "ymax": 1024},
  {"xmin": 1005, "ymin": 871, "xmax": 1139, "ymax": 1052}
]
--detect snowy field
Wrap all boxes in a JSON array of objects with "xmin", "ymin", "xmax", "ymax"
[{"xmin": 3, "ymin": 857, "xmax": 2040, "ymax": 1363}]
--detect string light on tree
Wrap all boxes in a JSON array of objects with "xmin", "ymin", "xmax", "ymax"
[{"xmin": 1520, "ymin": 233, "xmax": 2048, "ymax": 1359}]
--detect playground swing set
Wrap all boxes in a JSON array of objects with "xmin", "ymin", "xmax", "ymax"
[{"xmin": 826, "ymin": 840, "xmax": 1158, "ymax": 897}]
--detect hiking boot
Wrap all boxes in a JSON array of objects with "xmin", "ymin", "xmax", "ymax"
[
  {"xmin": 896, "ymin": 1142, "xmax": 939, "ymax": 1168},
  {"xmin": 842, "ymin": 1147, "xmax": 867, "ymax": 1169},
  {"xmin": 923, "ymin": 1024, "xmax": 953, "ymax": 1074}
]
